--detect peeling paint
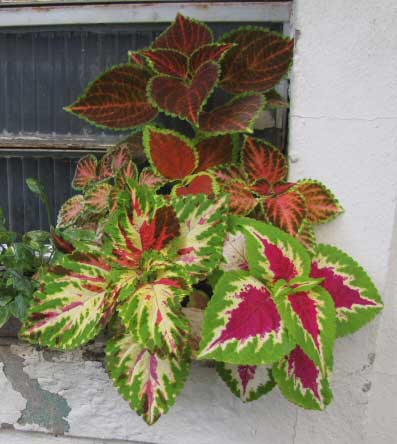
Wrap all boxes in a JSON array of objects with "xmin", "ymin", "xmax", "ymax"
[{"xmin": 0, "ymin": 347, "xmax": 70, "ymax": 434}]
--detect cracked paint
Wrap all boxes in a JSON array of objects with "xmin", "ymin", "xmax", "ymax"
[{"xmin": 0, "ymin": 346, "xmax": 70, "ymax": 434}]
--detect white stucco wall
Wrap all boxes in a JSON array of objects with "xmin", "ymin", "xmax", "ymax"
[{"xmin": 1, "ymin": 1, "xmax": 396, "ymax": 443}]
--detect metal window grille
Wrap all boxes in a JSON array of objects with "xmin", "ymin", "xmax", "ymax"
[{"xmin": 0, "ymin": 1, "xmax": 292, "ymax": 232}]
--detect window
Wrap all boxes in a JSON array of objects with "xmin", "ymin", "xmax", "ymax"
[{"xmin": 0, "ymin": 1, "xmax": 292, "ymax": 232}]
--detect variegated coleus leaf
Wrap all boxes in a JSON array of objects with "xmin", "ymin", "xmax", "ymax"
[
  {"xmin": 66, "ymin": 64, "xmax": 158, "ymax": 130},
  {"xmin": 310, "ymin": 244, "xmax": 383, "ymax": 337},
  {"xmin": 73, "ymin": 155, "xmax": 98, "ymax": 190},
  {"xmin": 173, "ymin": 173, "xmax": 217, "ymax": 197},
  {"xmin": 198, "ymin": 271, "xmax": 295, "ymax": 365},
  {"xmin": 235, "ymin": 217, "xmax": 311, "ymax": 283},
  {"xmin": 128, "ymin": 50, "xmax": 148, "ymax": 69},
  {"xmin": 273, "ymin": 346, "xmax": 332, "ymax": 410},
  {"xmin": 105, "ymin": 182, "xmax": 180, "ymax": 269},
  {"xmin": 169, "ymin": 194, "xmax": 228, "ymax": 282},
  {"xmin": 139, "ymin": 167, "xmax": 168, "ymax": 190},
  {"xmin": 265, "ymin": 189, "xmax": 307, "ymax": 236},
  {"xmin": 190, "ymin": 43, "xmax": 235, "ymax": 73},
  {"xmin": 143, "ymin": 126, "xmax": 198, "ymax": 180},
  {"xmin": 243, "ymin": 136, "xmax": 288, "ymax": 185},
  {"xmin": 106, "ymin": 333, "xmax": 190, "ymax": 425},
  {"xmin": 148, "ymin": 61, "xmax": 219, "ymax": 125},
  {"xmin": 118, "ymin": 271, "xmax": 191, "ymax": 356},
  {"xmin": 195, "ymin": 134, "xmax": 239, "ymax": 172},
  {"xmin": 152, "ymin": 13, "xmax": 213, "ymax": 56},
  {"xmin": 20, "ymin": 251, "xmax": 114, "ymax": 349},
  {"xmin": 57, "ymin": 195, "xmax": 85, "ymax": 228},
  {"xmin": 216, "ymin": 362, "xmax": 275, "ymax": 402},
  {"xmin": 293, "ymin": 180, "xmax": 344, "ymax": 224},
  {"xmin": 274, "ymin": 285, "xmax": 336, "ymax": 372},
  {"xmin": 142, "ymin": 48, "xmax": 188, "ymax": 79},
  {"xmin": 224, "ymin": 180, "xmax": 259, "ymax": 216},
  {"xmin": 265, "ymin": 89, "xmax": 289, "ymax": 109},
  {"xmin": 220, "ymin": 27, "xmax": 294, "ymax": 94},
  {"xmin": 199, "ymin": 93, "xmax": 264, "ymax": 135},
  {"xmin": 84, "ymin": 182, "xmax": 112, "ymax": 214},
  {"xmin": 295, "ymin": 221, "xmax": 317, "ymax": 253},
  {"xmin": 220, "ymin": 227, "xmax": 249, "ymax": 273}
]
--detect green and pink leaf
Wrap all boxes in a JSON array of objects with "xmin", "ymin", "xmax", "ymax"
[
  {"xmin": 273, "ymin": 346, "xmax": 332, "ymax": 410},
  {"xmin": 216, "ymin": 362, "xmax": 275, "ymax": 402},
  {"xmin": 198, "ymin": 271, "xmax": 295, "ymax": 365},
  {"xmin": 310, "ymin": 244, "xmax": 383, "ymax": 337},
  {"xmin": 106, "ymin": 334, "xmax": 190, "ymax": 425},
  {"xmin": 20, "ymin": 251, "xmax": 113, "ymax": 349},
  {"xmin": 236, "ymin": 217, "xmax": 311, "ymax": 283},
  {"xmin": 274, "ymin": 285, "xmax": 336, "ymax": 371}
]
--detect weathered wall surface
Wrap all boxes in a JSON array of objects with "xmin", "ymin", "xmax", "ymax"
[{"xmin": 1, "ymin": 1, "xmax": 397, "ymax": 443}]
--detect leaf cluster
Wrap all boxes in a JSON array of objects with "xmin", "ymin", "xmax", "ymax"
[{"xmin": 17, "ymin": 14, "xmax": 384, "ymax": 426}]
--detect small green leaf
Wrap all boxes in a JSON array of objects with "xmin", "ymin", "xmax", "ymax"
[
  {"xmin": 0, "ymin": 306, "xmax": 10, "ymax": 328},
  {"xmin": 26, "ymin": 178, "xmax": 53, "ymax": 226}
]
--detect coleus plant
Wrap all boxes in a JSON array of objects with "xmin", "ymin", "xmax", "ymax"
[{"xmin": 20, "ymin": 14, "xmax": 383, "ymax": 425}]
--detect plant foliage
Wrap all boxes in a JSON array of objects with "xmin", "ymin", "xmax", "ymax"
[{"xmin": 18, "ymin": 14, "xmax": 383, "ymax": 425}]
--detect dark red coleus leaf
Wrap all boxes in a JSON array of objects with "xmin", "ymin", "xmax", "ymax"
[
  {"xmin": 66, "ymin": 64, "xmax": 158, "ymax": 130},
  {"xmin": 243, "ymin": 136, "xmax": 288, "ymax": 184},
  {"xmin": 153, "ymin": 13, "xmax": 213, "ymax": 56},
  {"xmin": 220, "ymin": 28, "xmax": 294, "ymax": 93},
  {"xmin": 148, "ymin": 61, "xmax": 219, "ymax": 125},
  {"xmin": 174, "ymin": 173, "xmax": 216, "ymax": 197},
  {"xmin": 195, "ymin": 134, "xmax": 237, "ymax": 172},
  {"xmin": 144, "ymin": 126, "xmax": 197, "ymax": 180},
  {"xmin": 199, "ymin": 93, "xmax": 264, "ymax": 134},
  {"xmin": 190, "ymin": 43, "xmax": 235, "ymax": 73},
  {"xmin": 142, "ymin": 49, "xmax": 188, "ymax": 79},
  {"xmin": 128, "ymin": 50, "xmax": 147, "ymax": 68},
  {"xmin": 294, "ymin": 180, "xmax": 344, "ymax": 224},
  {"xmin": 265, "ymin": 89, "xmax": 289, "ymax": 109},
  {"xmin": 265, "ymin": 191, "xmax": 307, "ymax": 236},
  {"xmin": 225, "ymin": 180, "xmax": 258, "ymax": 215}
]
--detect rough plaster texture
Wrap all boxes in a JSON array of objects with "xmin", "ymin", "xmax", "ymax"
[{"xmin": 1, "ymin": 1, "xmax": 397, "ymax": 443}]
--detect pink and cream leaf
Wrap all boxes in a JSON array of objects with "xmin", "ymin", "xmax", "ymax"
[
  {"xmin": 106, "ymin": 334, "xmax": 190, "ymax": 425},
  {"xmin": 72, "ymin": 155, "xmax": 99, "ymax": 190},
  {"xmin": 139, "ymin": 167, "xmax": 168, "ymax": 190},
  {"xmin": 220, "ymin": 228, "xmax": 249, "ymax": 272},
  {"xmin": 57, "ymin": 195, "xmax": 85, "ymax": 228},
  {"xmin": 272, "ymin": 346, "xmax": 332, "ymax": 410},
  {"xmin": 216, "ymin": 362, "xmax": 275, "ymax": 402},
  {"xmin": 310, "ymin": 244, "xmax": 383, "ymax": 337},
  {"xmin": 84, "ymin": 182, "xmax": 112, "ymax": 214},
  {"xmin": 198, "ymin": 271, "xmax": 295, "ymax": 365}
]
